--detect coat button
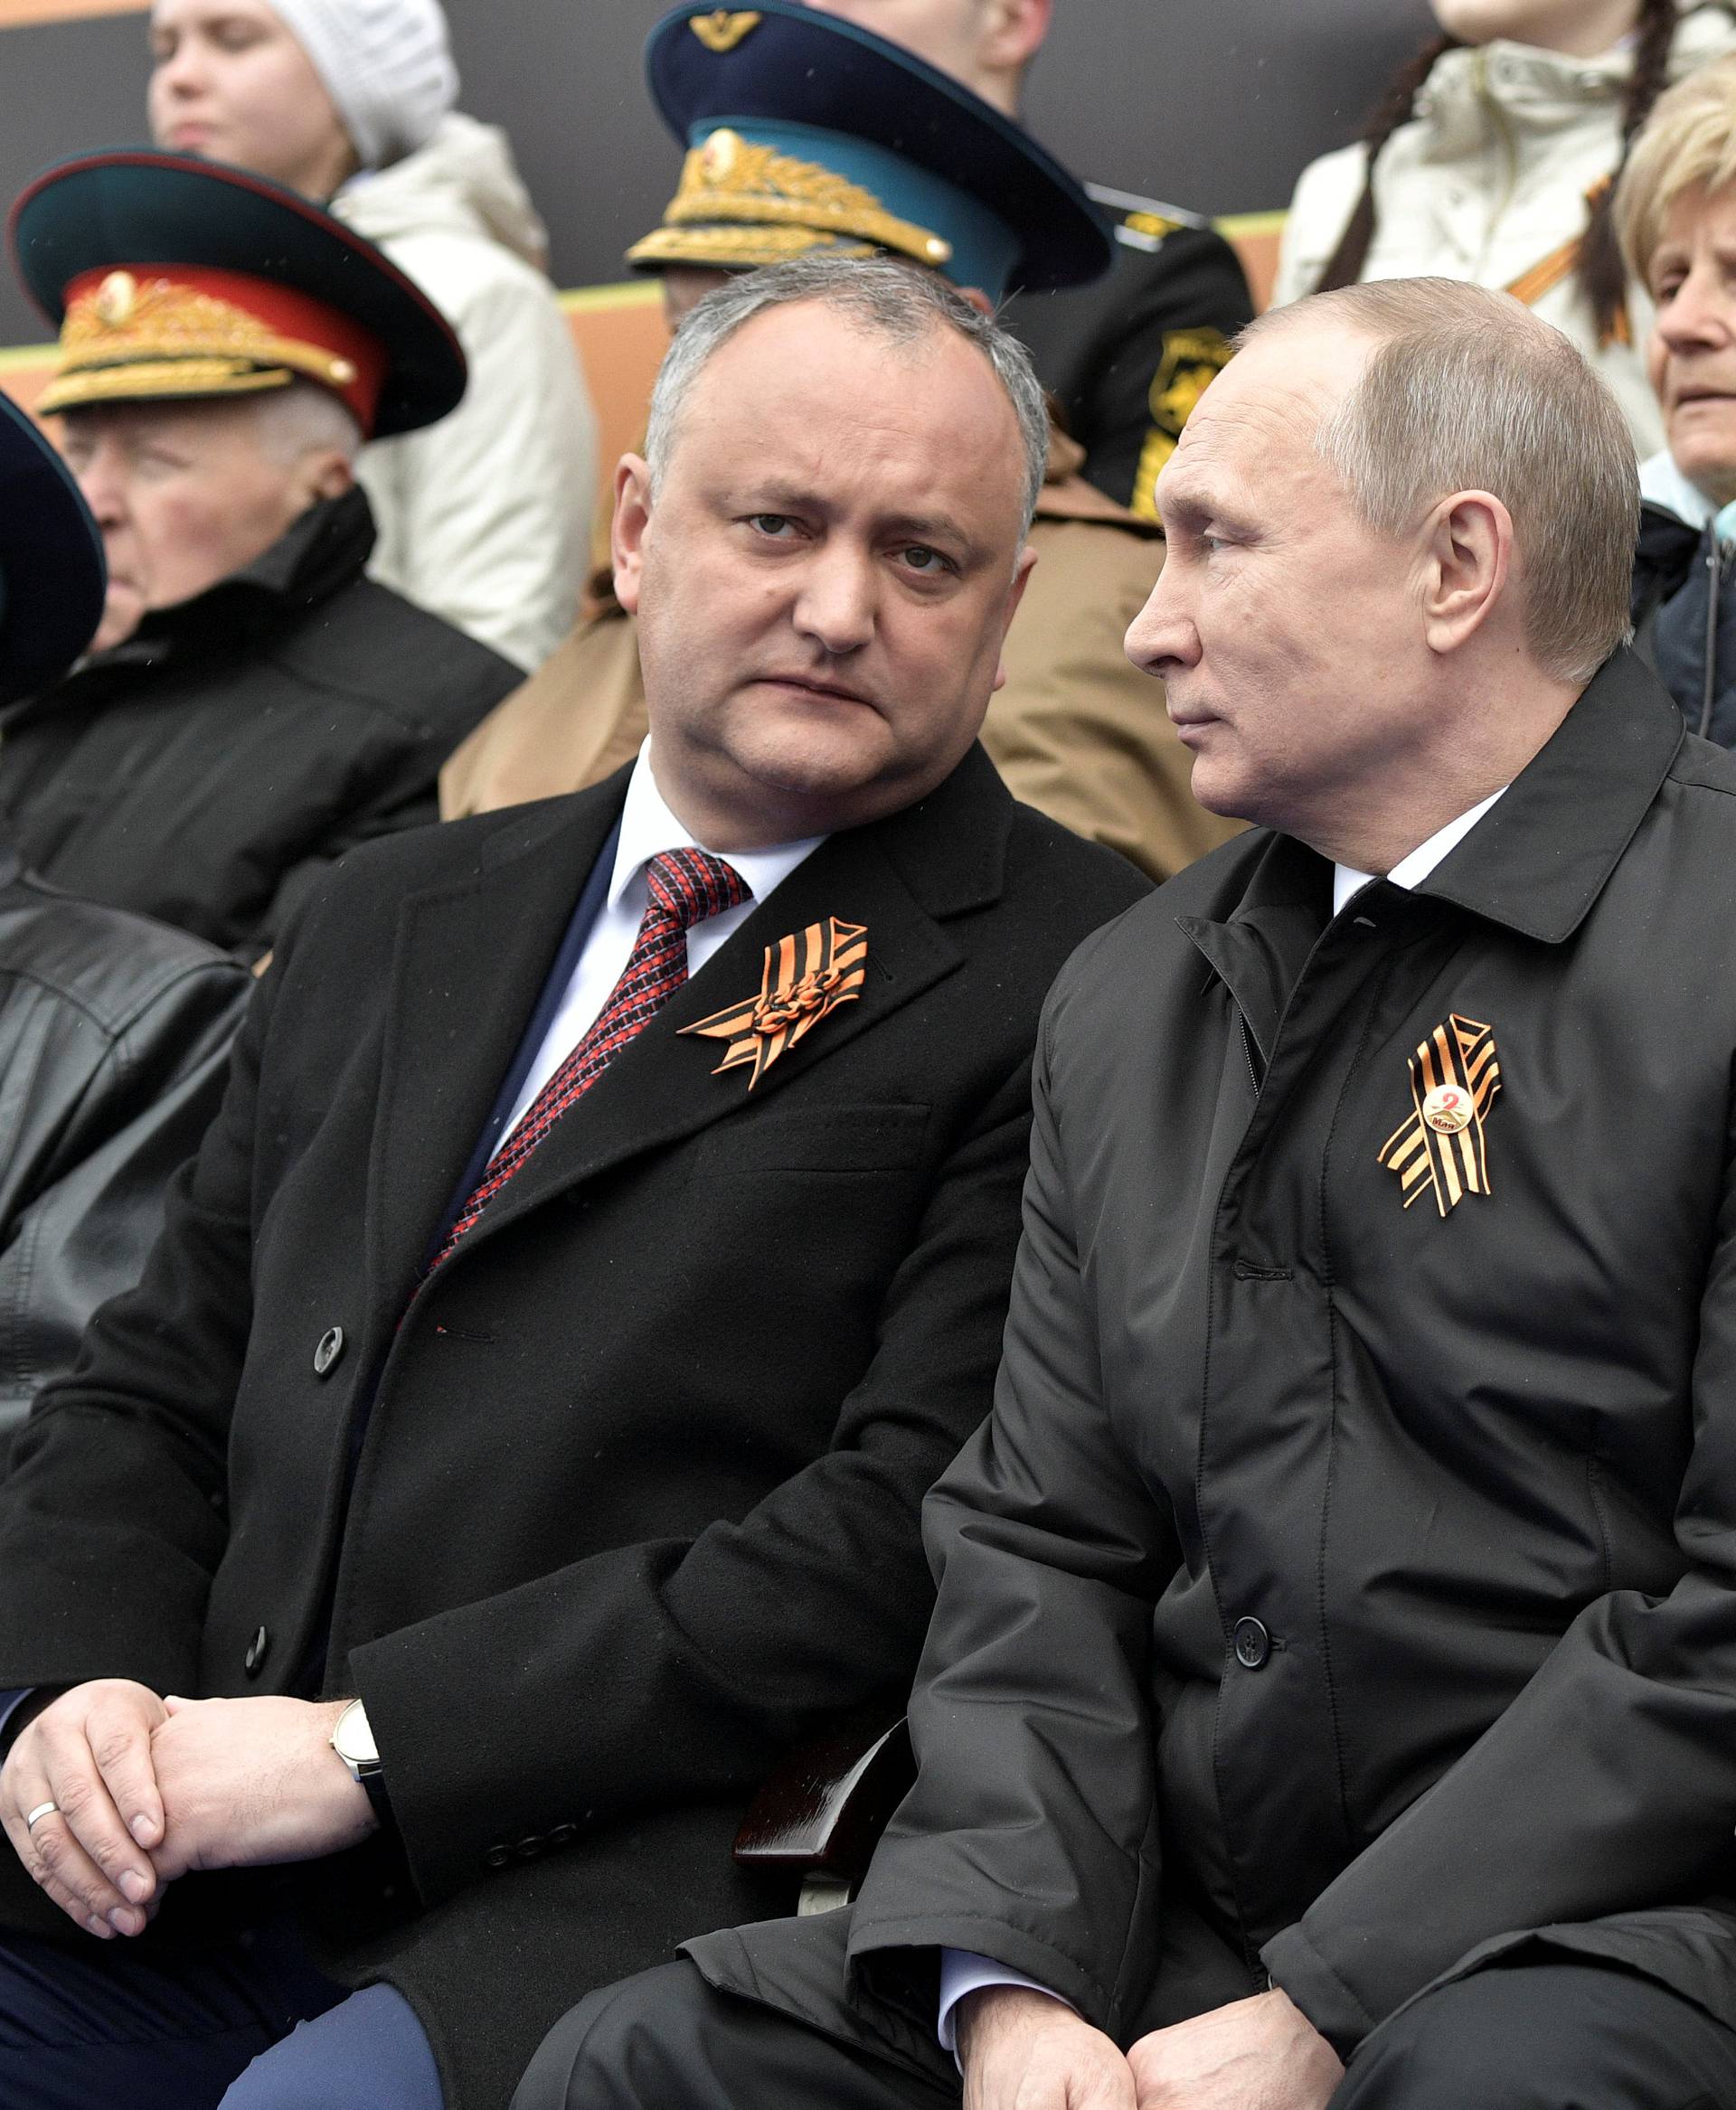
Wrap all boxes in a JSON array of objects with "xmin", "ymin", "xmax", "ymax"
[
  {"xmin": 313, "ymin": 1326, "xmax": 345, "ymax": 1379},
  {"xmin": 1233, "ymin": 1616, "xmax": 1270, "ymax": 1671},
  {"xmin": 485, "ymin": 1844, "xmax": 512, "ymax": 1870},
  {"xmin": 242, "ymin": 1625, "xmax": 270, "ymax": 1678}
]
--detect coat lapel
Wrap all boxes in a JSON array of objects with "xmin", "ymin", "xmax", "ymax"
[
  {"xmin": 435, "ymin": 745, "xmax": 1012, "ymax": 1267},
  {"xmin": 366, "ymin": 781, "xmax": 628, "ymax": 1310}
]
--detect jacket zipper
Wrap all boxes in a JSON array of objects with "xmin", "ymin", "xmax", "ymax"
[{"xmin": 1703, "ymin": 534, "xmax": 1721, "ymax": 740}]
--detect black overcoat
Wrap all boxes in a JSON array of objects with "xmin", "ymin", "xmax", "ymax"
[
  {"xmin": 0, "ymin": 488, "xmax": 519, "ymax": 956},
  {"xmin": 0, "ymin": 744, "xmax": 1146, "ymax": 2106},
  {"xmin": 688, "ymin": 649, "xmax": 1736, "ymax": 2077}
]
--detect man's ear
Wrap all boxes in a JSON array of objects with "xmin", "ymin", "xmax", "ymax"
[
  {"xmin": 612, "ymin": 454, "xmax": 655, "ymax": 616},
  {"xmin": 1420, "ymin": 489, "xmax": 1513, "ymax": 657},
  {"xmin": 991, "ymin": 543, "xmax": 1040, "ymax": 693},
  {"xmin": 983, "ymin": 0, "xmax": 1052, "ymax": 74},
  {"xmin": 306, "ymin": 450, "xmax": 354, "ymax": 504}
]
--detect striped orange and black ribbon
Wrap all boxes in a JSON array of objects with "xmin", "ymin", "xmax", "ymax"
[
  {"xmin": 1376, "ymin": 1014, "xmax": 1502, "ymax": 1218},
  {"xmin": 681, "ymin": 916, "xmax": 867, "ymax": 1088}
]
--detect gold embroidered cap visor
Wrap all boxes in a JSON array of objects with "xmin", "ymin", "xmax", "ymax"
[
  {"xmin": 9, "ymin": 149, "xmax": 467, "ymax": 440},
  {"xmin": 37, "ymin": 266, "xmax": 390, "ymax": 430},
  {"xmin": 0, "ymin": 391, "xmax": 106, "ymax": 706},
  {"xmin": 637, "ymin": 2, "xmax": 1111, "ymax": 300}
]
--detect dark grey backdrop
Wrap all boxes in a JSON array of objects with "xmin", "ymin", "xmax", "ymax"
[{"xmin": 0, "ymin": 0, "xmax": 1434, "ymax": 345}]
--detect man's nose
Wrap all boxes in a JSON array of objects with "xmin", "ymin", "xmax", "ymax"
[
  {"xmin": 791, "ymin": 547, "xmax": 876, "ymax": 656},
  {"xmin": 1124, "ymin": 566, "xmax": 1199, "ymax": 677},
  {"xmin": 73, "ymin": 448, "xmax": 127, "ymax": 529},
  {"xmin": 156, "ymin": 41, "xmax": 207, "ymax": 95}
]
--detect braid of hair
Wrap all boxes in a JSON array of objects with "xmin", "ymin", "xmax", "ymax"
[
  {"xmin": 1312, "ymin": 33, "xmax": 1460, "ymax": 294},
  {"xmin": 1578, "ymin": 0, "xmax": 1680, "ymax": 342}
]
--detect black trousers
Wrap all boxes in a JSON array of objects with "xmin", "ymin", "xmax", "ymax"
[{"xmin": 514, "ymin": 1954, "xmax": 1736, "ymax": 2110}]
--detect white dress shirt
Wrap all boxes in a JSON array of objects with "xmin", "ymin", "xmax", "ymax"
[
  {"xmin": 500, "ymin": 744, "xmax": 825, "ymax": 1139},
  {"xmin": 938, "ymin": 785, "xmax": 1509, "ymax": 2061}
]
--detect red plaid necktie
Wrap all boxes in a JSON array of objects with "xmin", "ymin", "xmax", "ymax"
[{"xmin": 429, "ymin": 847, "xmax": 750, "ymax": 1272}]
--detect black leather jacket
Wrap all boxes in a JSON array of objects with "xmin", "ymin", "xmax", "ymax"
[{"xmin": 0, "ymin": 856, "xmax": 247, "ymax": 1443}]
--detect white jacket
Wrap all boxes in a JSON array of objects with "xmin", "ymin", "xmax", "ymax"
[
  {"xmin": 1273, "ymin": 3, "xmax": 1736, "ymax": 453},
  {"xmin": 334, "ymin": 114, "xmax": 599, "ymax": 672}
]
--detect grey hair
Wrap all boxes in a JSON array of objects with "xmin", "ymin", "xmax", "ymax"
[
  {"xmin": 1245, "ymin": 279, "xmax": 1637, "ymax": 685},
  {"xmin": 644, "ymin": 254, "xmax": 1050, "ymax": 536},
  {"xmin": 249, "ymin": 379, "xmax": 363, "ymax": 467}
]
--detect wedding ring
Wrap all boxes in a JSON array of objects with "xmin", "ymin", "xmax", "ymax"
[{"xmin": 24, "ymin": 1801, "xmax": 57, "ymax": 1832}]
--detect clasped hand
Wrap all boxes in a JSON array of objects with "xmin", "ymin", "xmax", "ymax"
[
  {"xmin": 958, "ymin": 1983, "xmax": 1345, "ymax": 2110},
  {"xmin": 0, "ymin": 1681, "xmax": 376, "ymax": 1940}
]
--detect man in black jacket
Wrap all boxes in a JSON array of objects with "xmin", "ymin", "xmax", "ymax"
[
  {"xmin": 0, "ymin": 149, "xmax": 519, "ymax": 956},
  {"xmin": 521, "ymin": 280, "xmax": 1736, "ymax": 2110},
  {"xmin": 0, "ymin": 256, "xmax": 1145, "ymax": 2109},
  {"xmin": 0, "ymin": 390, "xmax": 248, "ymax": 1441}
]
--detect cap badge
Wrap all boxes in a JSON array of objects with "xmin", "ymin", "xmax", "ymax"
[
  {"xmin": 681, "ymin": 918, "xmax": 868, "ymax": 1089},
  {"xmin": 94, "ymin": 270, "xmax": 137, "ymax": 329},
  {"xmin": 691, "ymin": 10, "xmax": 762, "ymax": 52},
  {"xmin": 1376, "ymin": 1014, "xmax": 1503, "ymax": 1217}
]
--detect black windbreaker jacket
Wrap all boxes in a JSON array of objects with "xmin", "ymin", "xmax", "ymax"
[{"xmin": 689, "ymin": 647, "xmax": 1736, "ymax": 2073}]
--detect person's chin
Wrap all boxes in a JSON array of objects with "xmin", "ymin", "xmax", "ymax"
[
  {"xmin": 90, "ymin": 592, "xmax": 147, "ymax": 655},
  {"xmin": 1669, "ymin": 412, "xmax": 1736, "ymax": 490}
]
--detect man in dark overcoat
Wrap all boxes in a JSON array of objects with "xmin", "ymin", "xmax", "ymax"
[
  {"xmin": 2, "ymin": 149, "xmax": 519, "ymax": 957},
  {"xmin": 0, "ymin": 255, "xmax": 1146, "ymax": 2108},
  {"xmin": 520, "ymin": 278, "xmax": 1736, "ymax": 2110}
]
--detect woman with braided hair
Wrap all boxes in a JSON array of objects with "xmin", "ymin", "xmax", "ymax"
[{"xmin": 1273, "ymin": 1, "xmax": 1736, "ymax": 449}]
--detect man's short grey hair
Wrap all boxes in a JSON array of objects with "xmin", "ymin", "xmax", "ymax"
[
  {"xmin": 249, "ymin": 380, "xmax": 363, "ymax": 468},
  {"xmin": 1245, "ymin": 279, "xmax": 1637, "ymax": 685},
  {"xmin": 645, "ymin": 255, "xmax": 1051, "ymax": 536}
]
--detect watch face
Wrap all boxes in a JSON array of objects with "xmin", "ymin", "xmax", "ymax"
[{"xmin": 335, "ymin": 1700, "xmax": 380, "ymax": 1770}]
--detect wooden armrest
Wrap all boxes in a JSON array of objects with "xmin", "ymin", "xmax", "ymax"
[{"xmin": 733, "ymin": 1718, "xmax": 913, "ymax": 1879}]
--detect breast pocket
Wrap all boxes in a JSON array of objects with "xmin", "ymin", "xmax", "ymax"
[{"xmin": 693, "ymin": 1102, "xmax": 930, "ymax": 1177}]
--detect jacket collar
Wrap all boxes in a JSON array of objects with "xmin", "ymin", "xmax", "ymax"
[
  {"xmin": 1416, "ymin": 646, "xmax": 1683, "ymax": 944},
  {"xmin": 52, "ymin": 486, "xmax": 374, "ymax": 691},
  {"xmin": 1178, "ymin": 648, "xmax": 1684, "ymax": 1062},
  {"xmin": 368, "ymin": 741, "xmax": 1013, "ymax": 1313}
]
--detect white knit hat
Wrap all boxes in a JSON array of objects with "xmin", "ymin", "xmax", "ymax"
[{"xmin": 266, "ymin": 0, "xmax": 458, "ymax": 170}]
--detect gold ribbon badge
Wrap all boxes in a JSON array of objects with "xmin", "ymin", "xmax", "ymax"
[
  {"xmin": 681, "ymin": 918, "xmax": 867, "ymax": 1088},
  {"xmin": 1376, "ymin": 1014, "xmax": 1502, "ymax": 1217}
]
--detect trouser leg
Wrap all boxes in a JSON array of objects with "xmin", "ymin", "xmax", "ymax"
[
  {"xmin": 219, "ymin": 1982, "xmax": 444, "ymax": 2110},
  {"xmin": 0, "ymin": 1918, "xmax": 343, "ymax": 2110},
  {"xmin": 514, "ymin": 1958, "xmax": 958, "ymax": 2110},
  {"xmin": 1332, "ymin": 1960, "xmax": 1736, "ymax": 2110}
]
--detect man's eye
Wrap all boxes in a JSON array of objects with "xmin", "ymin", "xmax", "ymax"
[
  {"xmin": 901, "ymin": 545, "xmax": 952, "ymax": 574},
  {"xmin": 748, "ymin": 513, "xmax": 797, "ymax": 538}
]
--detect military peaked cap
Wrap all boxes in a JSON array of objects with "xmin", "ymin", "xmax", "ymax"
[
  {"xmin": 9, "ymin": 149, "xmax": 466, "ymax": 440},
  {"xmin": 632, "ymin": 2, "xmax": 1112, "ymax": 300}
]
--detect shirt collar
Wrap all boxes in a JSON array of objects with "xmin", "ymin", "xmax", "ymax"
[
  {"xmin": 1332, "ymin": 786, "xmax": 1508, "ymax": 918},
  {"xmin": 609, "ymin": 742, "xmax": 826, "ymax": 913}
]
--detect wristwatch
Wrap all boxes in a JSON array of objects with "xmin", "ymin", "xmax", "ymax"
[{"xmin": 331, "ymin": 1698, "xmax": 395, "ymax": 1832}]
